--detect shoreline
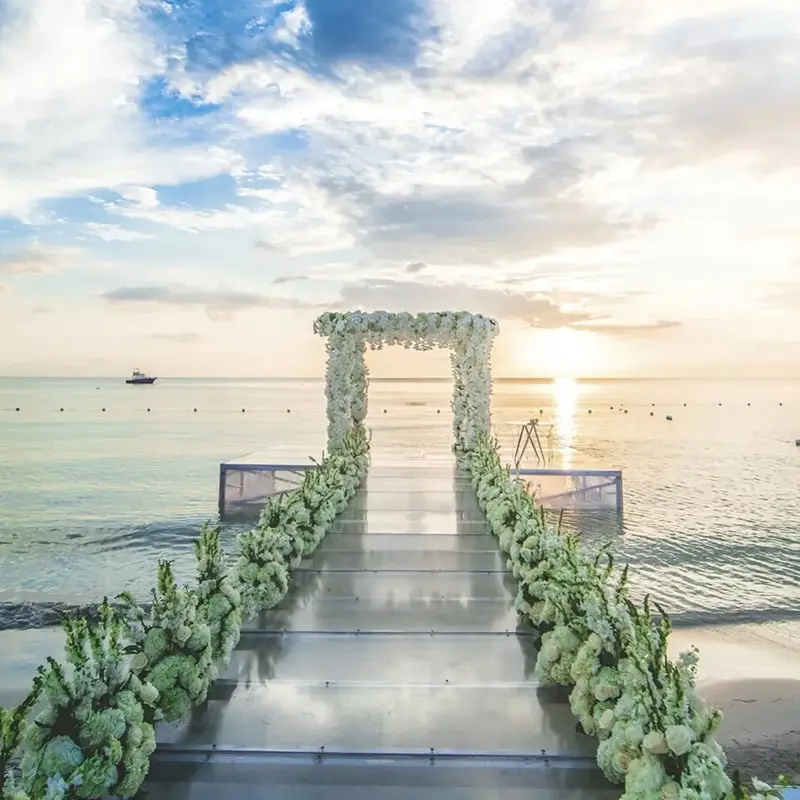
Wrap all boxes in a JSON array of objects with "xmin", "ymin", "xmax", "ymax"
[{"xmin": 669, "ymin": 623, "xmax": 800, "ymax": 785}]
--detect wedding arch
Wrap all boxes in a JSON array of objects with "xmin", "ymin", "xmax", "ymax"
[{"xmin": 313, "ymin": 311, "xmax": 499, "ymax": 460}]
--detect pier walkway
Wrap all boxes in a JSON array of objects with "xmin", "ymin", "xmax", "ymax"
[{"xmin": 149, "ymin": 458, "xmax": 616, "ymax": 798}]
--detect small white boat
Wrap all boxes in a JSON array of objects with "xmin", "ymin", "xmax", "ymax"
[{"xmin": 125, "ymin": 368, "xmax": 157, "ymax": 385}]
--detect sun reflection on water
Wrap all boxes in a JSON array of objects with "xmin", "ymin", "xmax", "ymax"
[{"xmin": 553, "ymin": 377, "xmax": 578, "ymax": 468}]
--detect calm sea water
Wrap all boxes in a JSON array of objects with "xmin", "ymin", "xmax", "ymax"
[{"xmin": 1, "ymin": 377, "xmax": 799, "ymax": 635}]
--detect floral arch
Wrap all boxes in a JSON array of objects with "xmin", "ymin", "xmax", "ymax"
[{"xmin": 313, "ymin": 311, "xmax": 499, "ymax": 460}]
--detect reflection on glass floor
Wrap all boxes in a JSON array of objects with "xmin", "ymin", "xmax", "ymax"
[{"xmin": 150, "ymin": 462, "xmax": 613, "ymax": 798}]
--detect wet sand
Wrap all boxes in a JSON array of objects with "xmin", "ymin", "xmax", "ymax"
[{"xmin": 669, "ymin": 623, "xmax": 800, "ymax": 785}]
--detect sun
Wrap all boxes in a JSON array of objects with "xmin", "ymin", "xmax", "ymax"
[{"xmin": 524, "ymin": 327, "xmax": 603, "ymax": 378}]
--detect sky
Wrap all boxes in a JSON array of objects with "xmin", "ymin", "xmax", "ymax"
[{"xmin": 1, "ymin": 0, "xmax": 799, "ymax": 378}]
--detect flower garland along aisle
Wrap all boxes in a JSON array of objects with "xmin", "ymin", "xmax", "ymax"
[
  {"xmin": 0, "ymin": 427, "xmax": 370, "ymax": 800},
  {"xmin": 469, "ymin": 433, "xmax": 785, "ymax": 800},
  {"xmin": 314, "ymin": 311, "xmax": 498, "ymax": 462},
  {"xmin": 18, "ymin": 601, "xmax": 160, "ymax": 800},
  {"xmin": 236, "ymin": 426, "xmax": 370, "ymax": 617}
]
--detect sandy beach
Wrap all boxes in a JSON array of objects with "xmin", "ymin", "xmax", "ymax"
[{"xmin": 670, "ymin": 622, "xmax": 800, "ymax": 784}]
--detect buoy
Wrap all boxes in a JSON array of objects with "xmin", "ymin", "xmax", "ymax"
[
  {"xmin": 102, "ymin": 408, "xmax": 106, "ymax": 412},
  {"xmin": 287, "ymin": 409, "xmax": 291, "ymax": 413},
  {"xmin": 147, "ymin": 408, "xmax": 151, "ymax": 412},
  {"xmin": 779, "ymin": 402, "xmax": 783, "ymax": 406},
  {"xmin": 795, "ymin": 439, "xmax": 800, "ymax": 446},
  {"xmin": 624, "ymin": 409, "xmax": 628, "ymax": 414},
  {"xmin": 650, "ymin": 412, "xmax": 654, "ymax": 416},
  {"xmin": 383, "ymin": 409, "xmax": 387, "ymax": 413},
  {"xmin": 747, "ymin": 403, "xmax": 750, "ymax": 407},
  {"xmin": 651, "ymin": 403, "xmax": 655, "ymax": 407},
  {"xmin": 437, "ymin": 409, "xmax": 441, "ymax": 414},
  {"xmin": 666, "ymin": 415, "xmax": 673, "ymax": 421},
  {"xmin": 60, "ymin": 408, "xmax": 64, "ymax": 412},
  {"xmin": 718, "ymin": 402, "xmax": 722, "ymax": 407},
  {"xmin": 241, "ymin": 408, "xmax": 246, "ymax": 413},
  {"xmin": 193, "ymin": 408, "xmax": 197, "ymax": 412},
  {"xmin": 683, "ymin": 403, "xmax": 687, "ymax": 407},
  {"xmin": 15, "ymin": 407, "xmax": 19, "ymax": 412},
  {"xmin": 588, "ymin": 409, "xmax": 592, "ymax": 414},
  {"xmin": 610, "ymin": 406, "xmax": 614, "ymax": 410}
]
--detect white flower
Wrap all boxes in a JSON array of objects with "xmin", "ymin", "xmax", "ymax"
[
  {"xmin": 665, "ymin": 724, "xmax": 693, "ymax": 756},
  {"xmin": 130, "ymin": 653, "xmax": 148, "ymax": 673},
  {"xmin": 642, "ymin": 731, "xmax": 668, "ymax": 755},
  {"xmin": 659, "ymin": 781, "xmax": 680, "ymax": 800}
]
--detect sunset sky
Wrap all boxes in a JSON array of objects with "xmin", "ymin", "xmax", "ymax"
[{"xmin": 1, "ymin": 0, "xmax": 799, "ymax": 378}]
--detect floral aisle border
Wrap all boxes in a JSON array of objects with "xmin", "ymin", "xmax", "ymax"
[
  {"xmin": 469, "ymin": 434, "xmax": 786, "ymax": 800},
  {"xmin": 314, "ymin": 311, "xmax": 499, "ymax": 460},
  {"xmin": 0, "ymin": 427, "xmax": 370, "ymax": 800}
]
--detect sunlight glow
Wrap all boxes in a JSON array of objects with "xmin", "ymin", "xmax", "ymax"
[
  {"xmin": 526, "ymin": 327, "xmax": 605, "ymax": 378},
  {"xmin": 552, "ymin": 377, "xmax": 578, "ymax": 468}
]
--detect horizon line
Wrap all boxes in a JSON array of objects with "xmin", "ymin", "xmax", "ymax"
[{"xmin": 2, "ymin": 375, "xmax": 799, "ymax": 382}]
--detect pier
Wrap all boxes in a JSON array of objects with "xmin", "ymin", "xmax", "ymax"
[{"xmin": 148, "ymin": 451, "xmax": 617, "ymax": 798}]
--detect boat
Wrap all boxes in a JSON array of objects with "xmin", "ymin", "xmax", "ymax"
[{"xmin": 125, "ymin": 368, "xmax": 157, "ymax": 385}]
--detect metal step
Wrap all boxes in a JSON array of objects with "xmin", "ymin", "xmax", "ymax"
[{"xmin": 145, "ymin": 751, "xmax": 619, "ymax": 799}]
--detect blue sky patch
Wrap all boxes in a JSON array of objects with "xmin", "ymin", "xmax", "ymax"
[
  {"xmin": 140, "ymin": 76, "xmax": 222, "ymax": 121},
  {"xmin": 305, "ymin": 0, "xmax": 435, "ymax": 67}
]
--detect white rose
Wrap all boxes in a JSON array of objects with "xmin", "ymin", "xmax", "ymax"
[
  {"xmin": 130, "ymin": 653, "xmax": 148, "ymax": 673},
  {"xmin": 598, "ymin": 709, "xmax": 616, "ymax": 732},
  {"xmin": 642, "ymin": 731, "xmax": 668, "ymax": 755},
  {"xmin": 665, "ymin": 724, "xmax": 693, "ymax": 756},
  {"xmin": 175, "ymin": 625, "xmax": 192, "ymax": 645},
  {"xmin": 659, "ymin": 781, "xmax": 680, "ymax": 800}
]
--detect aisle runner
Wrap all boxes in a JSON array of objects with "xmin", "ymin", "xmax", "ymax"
[{"xmin": 151, "ymin": 458, "xmax": 618, "ymax": 798}]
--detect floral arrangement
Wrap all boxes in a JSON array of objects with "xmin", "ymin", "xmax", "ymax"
[
  {"xmin": 194, "ymin": 523, "xmax": 243, "ymax": 668},
  {"xmin": 0, "ymin": 670, "xmax": 43, "ymax": 799},
  {"xmin": 314, "ymin": 311, "xmax": 498, "ymax": 459},
  {"xmin": 118, "ymin": 561, "xmax": 215, "ymax": 723},
  {"xmin": 19, "ymin": 600, "xmax": 159, "ymax": 799},
  {"xmin": 235, "ymin": 425, "xmax": 370, "ymax": 617},
  {"xmin": 469, "ymin": 433, "xmax": 780, "ymax": 800}
]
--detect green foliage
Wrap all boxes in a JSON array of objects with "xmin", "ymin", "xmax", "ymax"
[
  {"xmin": 0, "ymin": 669, "xmax": 44, "ymax": 798},
  {"xmin": 119, "ymin": 561, "xmax": 214, "ymax": 723},
  {"xmin": 20, "ymin": 600, "xmax": 159, "ymax": 799},
  {"xmin": 195, "ymin": 523, "xmax": 243, "ymax": 668}
]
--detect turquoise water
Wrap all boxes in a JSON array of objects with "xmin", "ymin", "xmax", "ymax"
[{"xmin": 1, "ymin": 377, "xmax": 799, "ymax": 631}]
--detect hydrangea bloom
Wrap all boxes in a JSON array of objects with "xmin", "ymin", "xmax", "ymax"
[
  {"xmin": 119, "ymin": 561, "xmax": 215, "ymax": 723},
  {"xmin": 20, "ymin": 601, "xmax": 159, "ymax": 799}
]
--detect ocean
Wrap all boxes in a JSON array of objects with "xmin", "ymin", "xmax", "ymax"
[{"xmin": 1, "ymin": 376, "xmax": 799, "ymax": 639}]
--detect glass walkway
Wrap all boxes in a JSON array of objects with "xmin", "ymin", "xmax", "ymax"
[{"xmin": 147, "ymin": 460, "xmax": 618, "ymax": 799}]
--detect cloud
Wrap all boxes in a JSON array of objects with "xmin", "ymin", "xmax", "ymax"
[
  {"xmin": 101, "ymin": 283, "xmax": 311, "ymax": 319},
  {"xmin": 405, "ymin": 261, "xmax": 427, "ymax": 274},
  {"xmin": 0, "ymin": 283, "xmax": 9, "ymax": 295},
  {"xmin": 149, "ymin": 332, "xmax": 206, "ymax": 344},
  {"xmin": 0, "ymin": 1, "xmax": 239, "ymax": 218},
  {"xmin": 573, "ymin": 319, "xmax": 683, "ymax": 338},
  {"xmin": 271, "ymin": 275, "xmax": 309, "ymax": 285},
  {"xmin": 85, "ymin": 222, "xmax": 152, "ymax": 242},
  {"xmin": 117, "ymin": 186, "xmax": 159, "ymax": 209},
  {"xmin": 333, "ymin": 279, "xmax": 598, "ymax": 329},
  {"xmin": 0, "ymin": 243, "xmax": 81, "ymax": 275}
]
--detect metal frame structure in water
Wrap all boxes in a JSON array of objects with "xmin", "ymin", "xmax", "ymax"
[
  {"xmin": 514, "ymin": 467, "xmax": 623, "ymax": 512},
  {"xmin": 218, "ymin": 454, "xmax": 316, "ymax": 517}
]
